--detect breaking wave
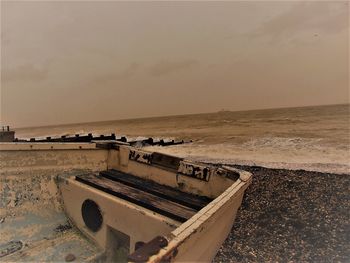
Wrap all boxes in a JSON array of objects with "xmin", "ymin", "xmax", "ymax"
[{"xmin": 15, "ymin": 104, "xmax": 350, "ymax": 174}]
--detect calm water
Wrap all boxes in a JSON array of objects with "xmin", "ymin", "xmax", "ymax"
[{"xmin": 16, "ymin": 104, "xmax": 350, "ymax": 174}]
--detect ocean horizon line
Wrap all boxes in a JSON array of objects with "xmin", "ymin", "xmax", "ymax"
[{"xmin": 14, "ymin": 102, "xmax": 349, "ymax": 130}]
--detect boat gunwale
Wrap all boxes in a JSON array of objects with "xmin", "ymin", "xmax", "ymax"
[{"xmin": 130, "ymin": 173, "xmax": 252, "ymax": 262}]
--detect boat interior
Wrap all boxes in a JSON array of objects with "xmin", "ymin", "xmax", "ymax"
[{"xmin": 0, "ymin": 141, "xmax": 251, "ymax": 262}]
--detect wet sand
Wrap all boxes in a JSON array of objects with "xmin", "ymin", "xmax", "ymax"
[{"xmin": 214, "ymin": 165, "xmax": 349, "ymax": 262}]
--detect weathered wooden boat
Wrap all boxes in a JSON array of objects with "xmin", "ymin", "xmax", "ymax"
[{"xmin": 0, "ymin": 140, "xmax": 251, "ymax": 262}]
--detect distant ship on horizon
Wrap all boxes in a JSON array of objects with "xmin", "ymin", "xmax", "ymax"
[{"xmin": 218, "ymin": 108, "xmax": 231, "ymax": 113}]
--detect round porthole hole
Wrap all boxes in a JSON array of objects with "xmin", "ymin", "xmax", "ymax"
[{"xmin": 81, "ymin": 199, "xmax": 103, "ymax": 232}]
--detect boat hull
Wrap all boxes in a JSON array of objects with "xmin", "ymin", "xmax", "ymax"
[{"xmin": 0, "ymin": 142, "xmax": 251, "ymax": 262}]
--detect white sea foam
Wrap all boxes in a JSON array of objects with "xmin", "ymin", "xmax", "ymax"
[
  {"xmin": 15, "ymin": 104, "xmax": 350, "ymax": 174},
  {"xmin": 144, "ymin": 140, "xmax": 350, "ymax": 174}
]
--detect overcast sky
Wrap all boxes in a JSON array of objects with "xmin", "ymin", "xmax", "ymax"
[{"xmin": 1, "ymin": 1, "xmax": 349, "ymax": 128}]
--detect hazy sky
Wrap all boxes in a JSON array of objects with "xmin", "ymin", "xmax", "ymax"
[{"xmin": 1, "ymin": 1, "xmax": 349, "ymax": 128}]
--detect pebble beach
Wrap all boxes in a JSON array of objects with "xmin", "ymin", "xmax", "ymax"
[{"xmin": 214, "ymin": 165, "xmax": 349, "ymax": 262}]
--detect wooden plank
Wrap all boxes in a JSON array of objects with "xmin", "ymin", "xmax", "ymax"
[
  {"xmin": 100, "ymin": 170, "xmax": 211, "ymax": 210},
  {"xmin": 76, "ymin": 174, "xmax": 197, "ymax": 222}
]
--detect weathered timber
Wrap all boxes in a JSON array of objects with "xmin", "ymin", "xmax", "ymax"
[
  {"xmin": 100, "ymin": 170, "xmax": 211, "ymax": 210},
  {"xmin": 128, "ymin": 138, "xmax": 186, "ymax": 147},
  {"xmin": 15, "ymin": 133, "xmax": 189, "ymax": 147},
  {"xmin": 75, "ymin": 174, "xmax": 197, "ymax": 222}
]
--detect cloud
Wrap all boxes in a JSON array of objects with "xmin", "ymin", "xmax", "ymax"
[
  {"xmin": 250, "ymin": 2, "xmax": 348, "ymax": 41},
  {"xmin": 2, "ymin": 64, "xmax": 49, "ymax": 82},
  {"xmin": 85, "ymin": 62, "xmax": 141, "ymax": 89},
  {"xmin": 149, "ymin": 59, "xmax": 198, "ymax": 77},
  {"xmin": 116, "ymin": 62, "xmax": 140, "ymax": 79}
]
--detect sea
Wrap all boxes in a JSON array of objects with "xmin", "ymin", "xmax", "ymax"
[{"xmin": 15, "ymin": 104, "xmax": 350, "ymax": 174}]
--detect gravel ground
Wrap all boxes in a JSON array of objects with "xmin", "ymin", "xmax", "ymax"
[{"xmin": 213, "ymin": 165, "xmax": 350, "ymax": 262}]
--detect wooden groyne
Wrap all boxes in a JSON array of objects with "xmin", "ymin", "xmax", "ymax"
[{"xmin": 12, "ymin": 132, "xmax": 190, "ymax": 147}]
